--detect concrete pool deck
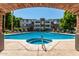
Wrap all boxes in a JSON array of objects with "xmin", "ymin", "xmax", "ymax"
[{"xmin": 0, "ymin": 40, "xmax": 79, "ymax": 56}]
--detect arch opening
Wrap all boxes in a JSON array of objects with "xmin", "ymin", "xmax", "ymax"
[{"xmin": 4, "ymin": 7, "xmax": 76, "ymax": 46}]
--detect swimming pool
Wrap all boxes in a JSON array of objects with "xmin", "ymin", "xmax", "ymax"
[{"xmin": 4, "ymin": 32, "xmax": 75, "ymax": 40}]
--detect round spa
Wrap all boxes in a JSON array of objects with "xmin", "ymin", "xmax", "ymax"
[{"xmin": 26, "ymin": 38, "xmax": 52, "ymax": 45}]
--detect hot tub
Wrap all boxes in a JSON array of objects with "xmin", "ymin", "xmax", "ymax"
[{"xmin": 26, "ymin": 38, "xmax": 52, "ymax": 45}]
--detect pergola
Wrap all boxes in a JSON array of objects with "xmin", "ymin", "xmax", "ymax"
[{"xmin": 0, "ymin": 3, "xmax": 79, "ymax": 51}]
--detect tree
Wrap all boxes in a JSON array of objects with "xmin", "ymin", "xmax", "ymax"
[
  {"xmin": 59, "ymin": 11, "xmax": 76, "ymax": 33},
  {"xmin": 5, "ymin": 12, "xmax": 12, "ymax": 30},
  {"xmin": 14, "ymin": 17, "xmax": 22, "ymax": 28},
  {"xmin": 5, "ymin": 12, "xmax": 23, "ymax": 32}
]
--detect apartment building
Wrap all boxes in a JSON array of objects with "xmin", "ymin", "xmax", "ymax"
[
  {"xmin": 34, "ymin": 18, "xmax": 52, "ymax": 31},
  {"xmin": 20, "ymin": 19, "xmax": 32, "ymax": 28},
  {"xmin": 20, "ymin": 19, "xmax": 34, "ymax": 31},
  {"xmin": 20, "ymin": 18, "xmax": 59, "ymax": 31}
]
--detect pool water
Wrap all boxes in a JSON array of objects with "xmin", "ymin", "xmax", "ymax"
[
  {"xmin": 4, "ymin": 32, "xmax": 75, "ymax": 40},
  {"xmin": 26, "ymin": 38, "xmax": 52, "ymax": 44}
]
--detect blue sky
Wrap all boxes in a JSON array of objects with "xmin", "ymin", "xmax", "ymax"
[{"xmin": 13, "ymin": 7, "xmax": 64, "ymax": 20}]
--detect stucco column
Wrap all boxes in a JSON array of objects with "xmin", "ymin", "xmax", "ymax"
[
  {"xmin": 75, "ymin": 14, "xmax": 79, "ymax": 51},
  {"xmin": 3, "ymin": 14, "xmax": 6, "ymax": 32},
  {"xmin": 0, "ymin": 12, "xmax": 4, "ymax": 51}
]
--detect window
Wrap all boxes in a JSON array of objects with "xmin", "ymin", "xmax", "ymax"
[
  {"xmin": 46, "ymin": 21, "xmax": 50, "ymax": 23},
  {"xmin": 46, "ymin": 25, "xmax": 50, "ymax": 27},
  {"xmin": 26, "ymin": 24, "xmax": 28, "ymax": 26},
  {"xmin": 35, "ymin": 25, "xmax": 40, "ymax": 27},
  {"xmin": 36, "ymin": 21, "xmax": 40, "ymax": 23}
]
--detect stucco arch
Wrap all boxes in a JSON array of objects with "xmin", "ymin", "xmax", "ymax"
[{"xmin": 0, "ymin": 3, "xmax": 79, "ymax": 14}]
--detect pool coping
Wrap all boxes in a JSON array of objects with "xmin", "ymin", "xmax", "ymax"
[
  {"xmin": 50, "ymin": 32, "xmax": 75, "ymax": 35},
  {"xmin": 4, "ymin": 32, "xmax": 30, "ymax": 35},
  {"xmin": 5, "ymin": 39, "xmax": 75, "ymax": 41},
  {"xmin": 4, "ymin": 32, "xmax": 75, "ymax": 36}
]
